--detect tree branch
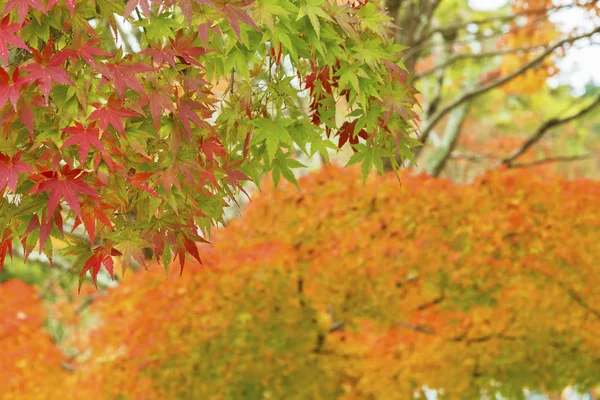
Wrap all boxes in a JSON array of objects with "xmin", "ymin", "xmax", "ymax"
[
  {"xmin": 450, "ymin": 152, "xmax": 496, "ymax": 162},
  {"xmin": 501, "ymin": 92, "xmax": 600, "ymax": 166},
  {"xmin": 415, "ymin": 44, "xmax": 550, "ymax": 82},
  {"xmin": 509, "ymin": 154, "xmax": 591, "ymax": 169},
  {"xmin": 420, "ymin": 27, "xmax": 600, "ymax": 149},
  {"xmin": 413, "ymin": 3, "xmax": 576, "ymax": 49},
  {"xmin": 396, "ymin": 320, "xmax": 436, "ymax": 335},
  {"xmin": 427, "ymin": 102, "xmax": 472, "ymax": 177}
]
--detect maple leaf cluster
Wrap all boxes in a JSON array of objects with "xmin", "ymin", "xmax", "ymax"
[{"xmin": 0, "ymin": 0, "xmax": 418, "ymax": 284}]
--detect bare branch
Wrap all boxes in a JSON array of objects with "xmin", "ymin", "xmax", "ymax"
[
  {"xmin": 415, "ymin": 44, "xmax": 549, "ymax": 81},
  {"xmin": 420, "ymin": 27, "xmax": 600, "ymax": 148},
  {"xmin": 562, "ymin": 284, "xmax": 600, "ymax": 322},
  {"xmin": 414, "ymin": 3, "xmax": 576, "ymax": 49},
  {"xmin": 509, "ymin": 154, "xmax": 591, "ymax": 169},
  {"xmin": 502, "ymin": 92, "xmax": 600, "ymax": 166},
  {"xmin": 396, "ymin": 320, "xmax": 436, "ymax": 335},
  {"xmin": 417, "ymin": 294, "xmax": 445, "ymax": 310},
  {"xmin": 450, "ymin": 152, "xmax": 496, "ymax": 162}
]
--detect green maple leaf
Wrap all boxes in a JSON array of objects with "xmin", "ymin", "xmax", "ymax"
[{"xmin": 297, "ymin": 0, "xmax": 332, "ymax": 38}]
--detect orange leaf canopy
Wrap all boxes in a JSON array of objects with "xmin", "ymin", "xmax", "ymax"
[{"xmin": 3, "ymin": 166, "xmax": 600, "ymax": 399}]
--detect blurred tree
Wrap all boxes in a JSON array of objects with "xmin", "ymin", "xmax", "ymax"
[
  {"xmin": 383, "ymin": 0, "xmax": 600, "ymax": 177},
  {"xmin": 6, "ymin": 165, "xmax": 599, "ymax": 400}
]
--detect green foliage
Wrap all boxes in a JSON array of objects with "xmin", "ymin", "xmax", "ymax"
[{"xmin": 0, "ymin": 0, "xmax": 419, "ymax": 282}]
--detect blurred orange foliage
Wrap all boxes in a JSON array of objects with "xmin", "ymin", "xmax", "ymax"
[
  {"xmin": 2, "ymin": 166, "xmax": 599, "ymax": 399},
  {"xmin": 0, "ymin": 280, "xmax": 69, "ymax": 399},
  {"xmin": 499, "ymin": 0, "xmax": 560, "ymax": 94}
]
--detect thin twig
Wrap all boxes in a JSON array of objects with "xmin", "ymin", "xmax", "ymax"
[
  {"xmin": 509, "ymin": 154, "xmax": 592, "ymax": 169},
  {"xmin": 415, "ymin": 44, "xmax": 550, "ymax": 81},
  {"xmin": 413, "ymin": 3, "xmax": 576, "ymax": 49},
  {"xmin": 396, "ymin": 321, "xmax": 436, "ymax": 335},
  {"xmin": 502, "ymin": 93, "xmax": 600, "ymax": 166}
]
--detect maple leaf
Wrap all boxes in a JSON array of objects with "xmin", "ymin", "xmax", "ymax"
[
  {"xmin": 138, "ymin": 85, "xmax": 174, "ymax": 129},
  {"xmin": 46, "ymin": 0, "xmax": 77, "ymax": 15},
  {"xmin": 124, "ymin": 0, "xmax": 157, "ymax": 17},
  {"xmin": 0, "ymin": 231, "xmax": 12, "ymax": 272},
  {"xmin": 89, "ymin": 95, "xmax": 138, "ymax": 135},
  {"xmin": 142, "ymin": 31, "xmax": 208, "ymax": 68},
  {"xmin": 81, "ymin": 245, "xmax": 122, "ymax": 287},
  {"xmin": 197, "ymin": 22, "xmax": 222, "ymax": 48},
  {"xmin": 199, "ymin": 135, "xmax": 226, "ymax": 163},
  {"xmin": 157, "ymin": 168, "xmax": 181, "ymax": 196},
  {"xmin": 169, "ymin": 31, "xmax": 209, "ymax": 67},
  {"xmin": 178, "ymin": 0, "xmax": 214, "ymax": 24},
  {"xmin": 176, "ymin": 98, "xmax": 208, "ymax": 136},
  {"xmin": 114, "ymin": 235, "xmax": 149, "ymax": 275},
  {"xmin": 62, "ymin": 122, "xmax": 106, "ymax": 163},
  {"xmin": 30, "ymin": 165, "xmax": 99, "ymax": 220},
  {"xmin": 68, "ymin": 38, "xmax": 112, "ymax": 67},
  {"xmin": 24, "ymin": 209, "xmax": 64, "ymax": 256},
  {"xmin": 336, "ymin": 120, "xmax": 368, "ymax": 148},
  {"xmin": 129, "ymin": 172, "xmax": 163, "ymax": 199},
  {"xmin": 0, "ymin": 16, "xmax": 30, "ymax": 66},
  {"xmin": 22, "ymin": 37, "xmax": 74, "ymax": 101},
  {"xmin": 3, "ymin": 0, "xmax": 46, "ymax": 24},
  {"xmin": 220, "ymin": 0, "xmax": 260, "ymax": 39},
  {"xmin": 225, "ymin": 168, "xmax": 251, "ymax": 200},
  {"xmin": 0, "ymin": 151, "xmax": 34, "ymax": 192},
  {"xmin": 183, "ymin": 76, "xmax": 211, "ymax": 96},
  {"xmin": 174, "ymin": 231, "xmax": 207, "ymax": 275},
  {"xmin": 71, "ymin": 201, "xmax": 114, "ymax": 245},
  {"xmin": 97, "ymin": 57, "xmax": 153, "ymax": 99},
  {"xmin": 199, "ymin": 167, "xmax": 219, "ymax": 188}
]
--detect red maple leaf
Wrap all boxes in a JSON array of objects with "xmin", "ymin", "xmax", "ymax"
[
  {"xmin": 170, "ymin": 31, "xmax": 209, "ymax": 67},
  {"xmin": 30, "ymin": 165, "xmax": 99, "ymax": 220},
  {"xmin": 62, "ymin": 121, "xmax": 106, "ymax": 163},
  {"xmin": 0, "ymin": 67, "xmax": 27, "ymax": 110},
  {"xmin": 23, "ymin": 209, "xmax": 64, "ymax": 256},
  {"xmin": 0, "ymin": 151, "xmax": 33, "ymax": 192},
  {"xmin": 97, "ymin": 57, "xmax": 153, "ymax": 98},
  {"xmin": 177, "ymin": 98, "xmax": 209, "ymax": 136},
  {"xmin": 0, "ymin": 231, "xmax": 13, "ymax": 272},
  {"xmin": 199, "ymin": 135, "xmax": 226, "ymax": 163},
  {"xmin": 137, "ymin": 85, "xmax": 174, "ymax": 130},
  {"xmin": 225, "ymin": 168, "xmax": 251, "ymax": 201},
  {"xmin": 336, "ymin": 120, "xmax": 368, "ymax": 148},
  {"xmin": 0, "ymin": 16, "xmax": 29, "ymax": 66},
  {"xmin": 219, "ymin": 0, "xmax": 260, "ymax": 39},
  {"xmin": 178, "ymin": 0, "xmax": 215, "ymax": 24},
  {"xmin": 129, "ymin": 172, "xmax": 163, "ymax": 199},
  {"xmin": 142, "ymin": 31, "xmax": 209, "ymax": 68},
  {"xmin": 197, "ymin": 22, "xmax": 222, "ymax": 48},
  {"xmin": 22, "ymin": 37, "xmax": 74, "ymax": 101},
  {"xmin": 174, "ymin": 231, "xmax": 207, "ymax": 275},
  {"xmin": 3, "ymin": 0, "xmax": 46, "ymax": 24},
  {"xmin": 123, "ymin": 0, "xmax": 164, "ymax": 17},
  {"xmin": 182, "ymin": 75, "xmax": 210, "ymax": 96},
  {"xmin": 67, "ymin": 38, "xmax": 112, "ymax": 67},
  {"xmin": 81, "ymin": 245, "xmax": 122, "ymax": 287},
  {"xmin": 71, "ymin": 201, "xmax": 114, "ymax": 245},
  {"xmin": 89, "ymin": 95, "xmax": 138, "ymax": 135},
  {"xmin": 157, "ymin": 168, "xmax": 182, "ymax": 196},
  {"xmin": 199, "ymin": 167, "xmax": 219, "ymax": 188}
]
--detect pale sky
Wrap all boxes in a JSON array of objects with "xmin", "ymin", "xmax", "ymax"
[{"xmin": 469, "ymin": 0, "xmax": 600, "ymax": 92}]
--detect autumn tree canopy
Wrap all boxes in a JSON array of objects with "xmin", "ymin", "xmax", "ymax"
[
  {"xmin": 3, "ymin": 165, "xmax": 598, "ymax": 399},
  {"xmin": 0, "ymin": 0, "xmax": 420, "ymax": 283}
]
